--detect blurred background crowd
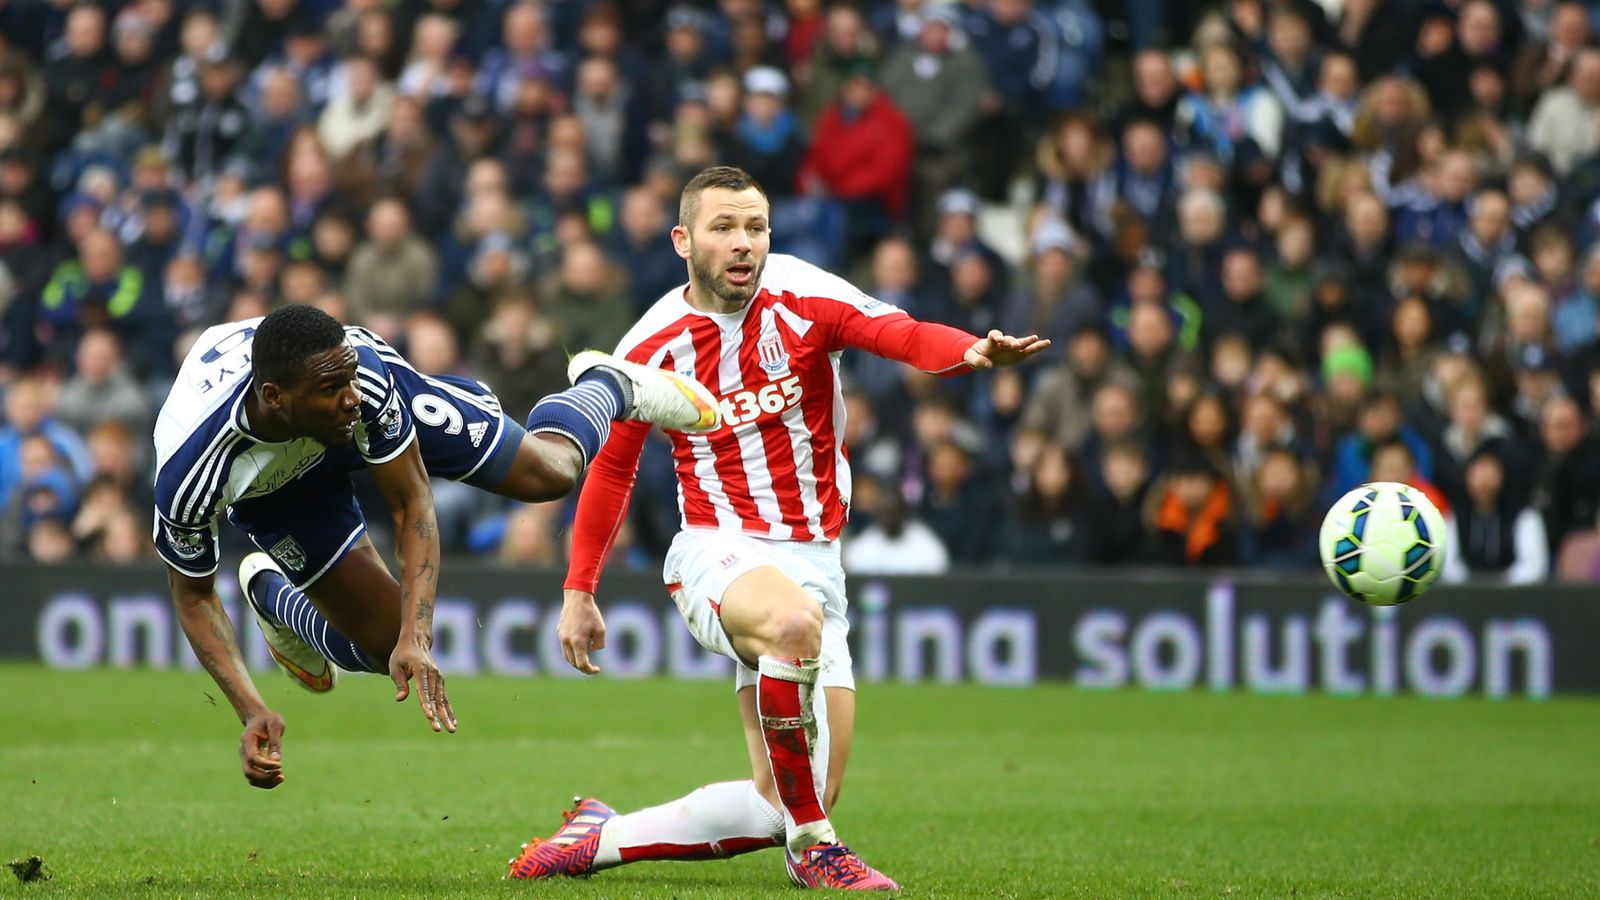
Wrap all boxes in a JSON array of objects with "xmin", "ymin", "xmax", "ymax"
[{"xmin": 2, "ymin": 0, "xmax": 1600, "ymax": 582}]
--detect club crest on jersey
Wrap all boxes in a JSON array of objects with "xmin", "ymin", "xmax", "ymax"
[
  {"xmin": 269, "ymin": 536, "xmax": 307, "ymax": 573},
  {"xmin": 377, "ymin": 393, "xmax": 403, "ymax": 440},
  {"xmin": 164, "ymin": 523, "xmax": 208, "ymax": 561},
  {"xmin": 756, "ymin": 330, "xmax": 790, "ymax": 376}
]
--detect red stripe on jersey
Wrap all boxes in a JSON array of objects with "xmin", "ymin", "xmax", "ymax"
[
  {"xmin": 683, "ymin": 316, "xmax": 766, "ymax": 527},
  {"xmin": 738, "ymin": 301, "xmax": 812, "ymax": 536},
  {"xmin": 804, "ymin": 346, "xmax": 846, "ymax": 539},
  {"xmin": 626, "ymin": 323, "xmax": 718, "ymax": 530},
  {"xmin": 768, "ymin": 292, "xmax": 849, "ymax": 539}
]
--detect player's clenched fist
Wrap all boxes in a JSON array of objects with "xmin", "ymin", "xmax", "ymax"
[{"xmin": 239, "ymin": 710, "xmax": 286, "ymax": 789}]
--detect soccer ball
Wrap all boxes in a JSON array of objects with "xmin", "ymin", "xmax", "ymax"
[{"xmin": 1319, "ymin": 482, "xmax": 1448, "ymax": 606}]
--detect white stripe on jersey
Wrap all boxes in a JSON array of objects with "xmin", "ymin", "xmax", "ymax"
[
  {"xmin": 168, "ymin": 423, "xmax": 237, "ymax": 521},
  {"xmin": 779, "ymin": 398, "xmax": 825, "ymax": 541},
  {"xmin": 828, "ymin": 351, "xmax": 854, "ymax": 511},
  {"xmin": 718, "ymin": 319, "xmax": 791, "ymax": 540},
  {"xmin": 423, "ymin": 375, "xmax": 501, "ymax": 417},
  {"xmin": 659, "ymin": 330, "xmax": 742, "ymax": 532},
  {"xmin": 180, "ymin": 431, "xmax": 245, "ymax": 525}
]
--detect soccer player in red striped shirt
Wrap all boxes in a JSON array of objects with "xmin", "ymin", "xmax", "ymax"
[{"xmin": 508, "ymin": 167, "xmax": 1048, "ymax": 890}]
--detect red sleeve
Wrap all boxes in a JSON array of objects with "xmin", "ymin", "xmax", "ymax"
[
  {"xmin": 564, "ymin": 419, "xmax": 651, "ymax": 593},
  {"xmin": 832, "ymin": 311, "xmax": 978, "ymax": 375}
]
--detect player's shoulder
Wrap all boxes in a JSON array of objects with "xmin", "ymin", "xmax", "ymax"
[
  {"xmin": 760, "ymin": 254, "xmax": 896, "ymax": 317},
  {"xmin": 615, "ymin": 285, "xmax": 699, "ymax": 358},
  {"xmin": 158, "ymin": 319, "xmax": 261, "ymax": 458}
]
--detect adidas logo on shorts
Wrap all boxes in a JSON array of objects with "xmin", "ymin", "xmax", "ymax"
[{"xmin": 468, "ymin": 421, "xmax": 488, "ymax": 447}]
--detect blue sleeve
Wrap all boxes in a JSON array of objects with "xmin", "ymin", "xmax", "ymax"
[
  {"xmin": 353, "ymin": 344, "xmax": 416, "ymax": 465},
  {"xmin": 152, "ymin": 510, "xmax": 219, "ymax": 577}
]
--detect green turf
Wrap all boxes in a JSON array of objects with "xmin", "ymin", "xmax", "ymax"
[{"xmin": 1, "ymin": 664, "xmax": 1597, "ymax": 898}]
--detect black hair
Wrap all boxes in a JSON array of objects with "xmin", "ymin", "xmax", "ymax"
[{"xmin": 252, "ymin": 304, "xmax": 347, "ymax": 386}]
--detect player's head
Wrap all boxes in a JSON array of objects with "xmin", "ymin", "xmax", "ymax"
[
  {"xmin": 251, "ymin": 304, "xmax": 360, "ymax": 446},
  {"xmin": 672, "ymin": 166, "xmax": 770, "ymax": 310}
]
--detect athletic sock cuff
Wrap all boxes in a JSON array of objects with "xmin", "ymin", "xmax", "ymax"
[{"xmin": 757, "ymin": 656, "xmax": 818, "ymax": 683}]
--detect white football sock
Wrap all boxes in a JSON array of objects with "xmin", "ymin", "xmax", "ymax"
[{"xmin": 592, "ymin": 780, "xmax": 783, "ymax": 869}]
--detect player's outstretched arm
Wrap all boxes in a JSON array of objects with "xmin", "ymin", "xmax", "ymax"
[
  {"xmin": 369, "ymin": 441, "xmax": 456, "ymax": 734},
  {"xmin": 962, "ymin": 329, "xmax": 1052, "ymax": 370},
  {"xmin": 167, "ymin": 567, "xmax": 286, "ymax": 789}
]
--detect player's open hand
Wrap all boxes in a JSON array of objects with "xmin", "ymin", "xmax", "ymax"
[
  {"xmin": 239, "ymin": 710, "xmax": 286, "ymax": 790},
  {"xmin": 390, "ymin": 640, "xmax": 457, "ymax": 734},
  {"xmin": 559, "ymin": 590, "xmax": 608, "ymax": 675},
  {"xmin": 964, "ymin": 330, "xmax": 1052, "ymax": 370}
]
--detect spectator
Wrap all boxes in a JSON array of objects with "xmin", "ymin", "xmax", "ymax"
[
  {"xmin": 537, "ymin": 240, "xmax": 633, "ymax": 352},
  {"xmin": 1368, "ymin": 438, "xmax": 1453, "ymax": 519},
  {"xmin": 999, "ymin": 440, "xmax": 1088, "ymax": 564},
  {"xmin": 161, "ymin": 56, "xmax": 249, "ymax": 184},
  {"xmin": 1431, "ymin": 370, "xmax": 1520, "ymax": 503},
  {"xmin": 37, "ymin": 228, "xmax": 173, "ymax": 379},
  {"xmin": 1526, "ymin": 47, "xmax": 1600, "ymax": 176},
  {"xmin": 1147, "ymin": 451, "xmax": 1237, "ymax": 566},
  {"xmin": 1442, "ymin": 446, "xmax": 1549, "ymax": 584},
  {"xmin": 55, "ymin": 328, "xmax": 153, "ymax": 438},
  {"xmin": 466, "ymin": 294, "xmax": 569, "ymax": 428},
  {"xmin": 842, "ymin": 483, "xmax": 949, "ymax": 574},
  {"xmin": 1000, "ymin": 220, "xmax": 1100, "ymax": 345},
  {"xmin": 799, "ymin": 56, "xmax": 915, "ymax": 229},
  {"xmin": 609, "ymin": 187, "xmax": 684, "ymax": 315},
  {"xmin": 1528, "ymin": 395, "xmax": 1600, "ymax": 557},
  {"xmin": 1238, "ymin": 444, "xmax": 1319, "ymax": 568},
  {"xmin": 723, "ymin": 67, "xmax": 807, "ymax": 203},
  {"xmin": 881, "ymin": 7, "xmax": 989, "ymax": 213},
  {"xmin": 795, "ymin": 4, "xmax": 877, "ymax": 126},
  {"xmin": 343, "ymin": 197, "xmax": 439, "ymax": 335},
  {"xmin": 917, "ymin": 437, "xmax": 1001, "ymax": 564},
  {"xmin": 1332, "ymin": 389, "xmax": 1435, "ymax": 496},
  {"xmin": 1089, "ymin": 439, "xmax": 1153, "ymax": 563},
  {"xmin": 318, "ymin": 55, "xmax": 396, "ymax": 160},
  {"xmin": 1206, "ymin": 247, "xmax": 1283, "ymax": 353}
]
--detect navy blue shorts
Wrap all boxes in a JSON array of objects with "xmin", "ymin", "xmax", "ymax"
[{"xmin": 228, "ymin": 377, "xmax": 526, "ymax": 587}]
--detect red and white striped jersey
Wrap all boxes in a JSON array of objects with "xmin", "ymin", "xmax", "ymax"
[{"xmin": 566, "ymin": 253, "xmax": 979, "ymax": 593}]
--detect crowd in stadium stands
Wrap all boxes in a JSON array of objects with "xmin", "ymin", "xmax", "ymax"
[{"xmin": 2, "ymin": 0, "xmax": 1600, "ymax": 581}]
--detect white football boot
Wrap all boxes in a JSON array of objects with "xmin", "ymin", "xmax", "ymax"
[
  {"xmin": 567, "ymin": 350, "xmax": 721, "ymax": 434},
  {"xmin": 239, "ymin": 552, "xmax": 336, "ymax": 693}
]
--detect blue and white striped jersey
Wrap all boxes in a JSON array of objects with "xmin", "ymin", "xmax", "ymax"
[{"xmin": 151, "ymin": 319, "xmax": 422, "ymax": 577}]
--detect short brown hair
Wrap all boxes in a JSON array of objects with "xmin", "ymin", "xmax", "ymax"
[{"xmin": 678, "ymin": 166, "xmax": 767, "ymax": 229}]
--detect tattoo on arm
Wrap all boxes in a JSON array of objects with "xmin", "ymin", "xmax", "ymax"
[{"xmin": 412, "ymin": 519, "xmax": 435, "ymax": 540}]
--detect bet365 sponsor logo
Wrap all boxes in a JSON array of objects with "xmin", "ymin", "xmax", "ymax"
[{"xmin": 718, "ymin": 376, "xmax": 802, "ymax": 428}]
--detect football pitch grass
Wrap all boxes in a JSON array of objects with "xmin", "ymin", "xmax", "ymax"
[{"xmin": 2, "ymin": 665, "xmax": 1596, "ymax": 898}]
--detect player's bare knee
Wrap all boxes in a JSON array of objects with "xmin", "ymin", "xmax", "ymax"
[
  {"xmin": 502, "ymin": 437, "xmax": 582, "ymax": 502},
  {"xmin": 764, "ymin": 602, "xmax": 823, "ymax": 659}
]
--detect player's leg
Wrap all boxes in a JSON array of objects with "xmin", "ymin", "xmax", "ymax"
[
  {"xmin": 232, "ymin": 473, "xmax": 390, "ymax": 687},
  {"xmin": 445, "ymin": 351, "xmax": 719, "ymax": 505},
  {"xmin": 719, "ymin": 557, "xmax": 894, "ymax": 889},
  {"xmin": 240, "ymin": 536, "xmax": 395, "ymax": 680},
  {"xmin": 511, "ymin": 352, "xmax": 718, "ymax": 488}
]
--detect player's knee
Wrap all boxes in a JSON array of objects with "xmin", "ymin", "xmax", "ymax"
[
  {"xmin": 512, "ymin": 468, "xmax": 577, "ymax": 503},
  {"xmin": 765, "ymin": 602, "xmax": 823, "ymax": 659},
  {"xmin": 501, "ymin": 438, "xmax": 582, "ymax": 502}
]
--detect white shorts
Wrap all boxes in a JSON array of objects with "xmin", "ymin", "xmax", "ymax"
[{"xmin": 663, "ymin": 530, "xmax": 855, "ymax": 692}]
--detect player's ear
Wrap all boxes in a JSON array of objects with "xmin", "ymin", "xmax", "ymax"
[
  {"xmin": 670, "ymin": 224, "xmax": 691, "ymax": 260},
  {"xmin": 259, "ymin": 380, "xmax": 284, "ymax": 410}
]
